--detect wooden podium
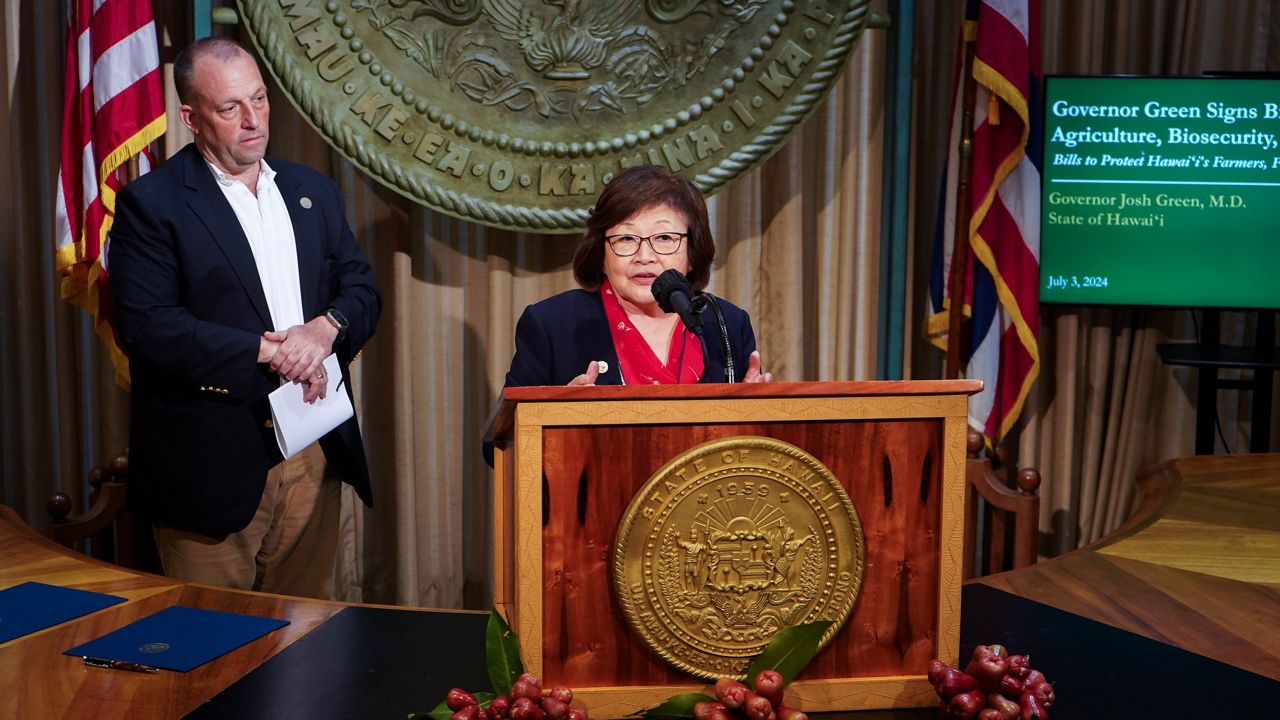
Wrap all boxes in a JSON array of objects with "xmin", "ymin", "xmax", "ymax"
[{"xmin": 486, "ymin": 380, "xmax": 979, "ymax": 717}]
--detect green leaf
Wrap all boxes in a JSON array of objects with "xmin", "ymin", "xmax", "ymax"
[
  {"xmin": 626, "ymin": 693, "xmax": 716, "ymax": 720},
  {"xmin": 407, "ymin": 699, "xmax": 454, "ymax": 720},
  {"xmin": 743, "ymin": 621, "xmax": 833, "ymax": 686},
  {"xmin": 486, "ymin": 608, "xmax": 524, "ymax": 696},
  {"xmin": 474, "ymin": 693, "xmax": 496, "ymax": 709}
]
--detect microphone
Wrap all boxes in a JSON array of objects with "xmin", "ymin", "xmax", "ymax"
[{"xmin": 652, "ymin": 269, "xmax": 704, "ymax": 338}]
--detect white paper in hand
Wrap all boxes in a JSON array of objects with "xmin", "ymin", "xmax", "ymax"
[{"xmin": 267, "ymin": 354, "xmax": 353, "ymax": 459}]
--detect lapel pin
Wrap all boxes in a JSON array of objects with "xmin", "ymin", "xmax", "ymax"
[
  {"xmin": 300, "ymin": 197, "xmax": 312, "ymax": 209},
  {"xmin": 597, "ymin": 361, "xmax": 609, "ymax": 374}
]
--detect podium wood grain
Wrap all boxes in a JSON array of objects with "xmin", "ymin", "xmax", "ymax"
[
  {"xmin": 489, "ymin": 381, "xmax": 979, "ymax": 715},
  {"xmin": 3, "ymin": 451, "xmax": 1278, "ymax": 718},
  {"xmin": 540, "ymin": 419, "xmax": 946, "ymax": 687}
]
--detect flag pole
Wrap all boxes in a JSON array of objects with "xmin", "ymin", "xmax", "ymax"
[{"xmin": 945, "ymin": 18, "xmax": 979, "ymax": 379}]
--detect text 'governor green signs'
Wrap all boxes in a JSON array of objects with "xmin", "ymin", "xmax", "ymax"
[{"xmin": 1040, "ymin": 75, "xmax": 1280, "ymax": 310}]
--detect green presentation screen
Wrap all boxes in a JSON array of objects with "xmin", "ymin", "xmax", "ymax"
[{"xmin": 1040, "ymin": 75, "xmax": 1280, "ymax": 309}]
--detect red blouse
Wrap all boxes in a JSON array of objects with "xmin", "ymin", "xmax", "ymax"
[{"xmin": 601, "ymin": 279, "xmax": 704, "ymax": 384}]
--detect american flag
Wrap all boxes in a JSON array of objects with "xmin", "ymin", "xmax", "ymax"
[
  {"xmin": 54, "ymin": 0, "xmax": 166, "ymax": 384},
  {"xmin": 927, "ymin": 0, "xmax": 1042, "ymax": 443}
]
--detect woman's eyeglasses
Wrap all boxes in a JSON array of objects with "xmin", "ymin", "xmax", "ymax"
[{"xmin": 604, "ymin": 232, "xmax": 687, "ymax": 256}]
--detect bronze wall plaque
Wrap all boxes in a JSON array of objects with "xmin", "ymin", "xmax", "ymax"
[
  {"xmin": 613, "ymin": 436, "xmax": 865, "ymax": 680},
  {"xmin": 238, "ymin": 0, "xmax": 872, "ymax": 232}
]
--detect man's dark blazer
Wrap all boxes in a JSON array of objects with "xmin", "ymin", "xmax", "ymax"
[
  {"xmin": 108, "ymin": 143, "xmax": 381, "ymax": 537},
  {"xmin": 503, "ymin": 288, "xmax": 758, "ymax": 387}
]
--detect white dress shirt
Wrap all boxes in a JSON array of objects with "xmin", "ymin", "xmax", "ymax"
[{"xmin": 207, "ymin": 159, "xmax": 305, "ymax": 331}]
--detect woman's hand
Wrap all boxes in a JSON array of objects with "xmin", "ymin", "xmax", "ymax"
[
  {"xmin": 743, "ymin": 351, "xmax": 774, "ymax": 383},
  {"xmin": 568, "ymin": 360, "xmax": 602, "ymax": 386}
]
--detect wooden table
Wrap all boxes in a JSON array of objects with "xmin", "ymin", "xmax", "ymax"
[
  {"xmin": 4, "ymin": 453, "xmax": 1280, "ymax": 718},
  {"xmin": 0, "ymin": 503, "xmax": 352, "ymax": 719},
  {"xmin": 971, "ymin": 452, "xmax": 1280, "ymax": 683}
]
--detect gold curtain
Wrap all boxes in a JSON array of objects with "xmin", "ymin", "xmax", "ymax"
[
  {"xmin": 5, "ymin": 0, "xmax": 1278, "ymax": 609},
  {"xmin": 0, "ymin": 0, "xmax": 883, "ymax": 608},
  {"xmin": 332, "ymin": 21, "xmax": 889, "ymax": 607},
  {"xmin": 910, "ymin": 0, "xmax": 1280, "ymax": 556},
  {"xmin": 0, "ymin": 1, "xmax": 132, "ymax": 532}
]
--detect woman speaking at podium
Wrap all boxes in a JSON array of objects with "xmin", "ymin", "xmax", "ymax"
[{"xmin": 503, "ymin": 165, "xmax": 773, "ymax": 387}]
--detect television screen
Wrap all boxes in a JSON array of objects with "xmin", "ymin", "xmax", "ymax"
[{"xmin": 1040, "ymin": 75, "xmax": 1280, "ymax": 309}]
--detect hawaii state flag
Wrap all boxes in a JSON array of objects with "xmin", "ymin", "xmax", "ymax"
[
  {"xmin": 927, "ymin": 0, "xmax": 1042, "ymax": 444},
  {"xmin": 54, "ymin": 0, "xmax": 166, "ymax": 385}
]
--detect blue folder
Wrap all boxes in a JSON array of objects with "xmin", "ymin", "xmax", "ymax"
[
  {"xmin": 0, "ymin": 581, "xmax": 126, "ymax": 644},
  {"xmin": 65, "ymin": 605, "xmax": 289, "ymax": 672}
]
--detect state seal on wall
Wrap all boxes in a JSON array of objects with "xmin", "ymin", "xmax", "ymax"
[{"xmin": 237, "ymin": 0, "xmax": 872, "ymax": 232}]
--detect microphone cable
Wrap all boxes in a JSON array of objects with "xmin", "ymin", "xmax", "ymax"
[
  {"xmin": 700, "ymin": 293, "xmax": 736, "ymax": 382},
  {"xmin": 673, "ymin": 320, "xmax": 714, "ymax": 384}
]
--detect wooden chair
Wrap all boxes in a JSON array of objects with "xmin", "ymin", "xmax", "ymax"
[
  {"xmin": 46, "ymin": 449, "xmax": 159, "ymax": 573},
  {"xmin": 963, "ymin": 430, "xmax": 1042, "ymax": 578}
]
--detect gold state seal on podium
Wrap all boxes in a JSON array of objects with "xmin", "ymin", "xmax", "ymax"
[{"xmin": 613, "ymin": 436, "xmax": 865, "ymax": 680}]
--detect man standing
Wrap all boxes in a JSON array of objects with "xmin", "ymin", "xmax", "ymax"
[{"xmin": 108, "ymin": 38, "xmax": 381, "ymax": 600}]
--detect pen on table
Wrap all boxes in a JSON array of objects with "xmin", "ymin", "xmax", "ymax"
[{"xmin": 83, "ymin": 656, "xmax": 159, "ymax": 674}]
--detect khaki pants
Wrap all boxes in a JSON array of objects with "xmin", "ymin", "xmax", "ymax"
[{"xmin": 152, "ymin": 442, "xmax": 341, "ymax": 600}]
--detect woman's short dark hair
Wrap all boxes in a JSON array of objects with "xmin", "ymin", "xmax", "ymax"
[{"xmin": 572, "ymin": 165, "xmax": 715, "ymax": 291}]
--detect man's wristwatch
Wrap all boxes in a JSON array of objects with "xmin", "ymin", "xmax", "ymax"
[{"xmin": 324, "ymin": 307, "xmax": 349, "ymax": 343}]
